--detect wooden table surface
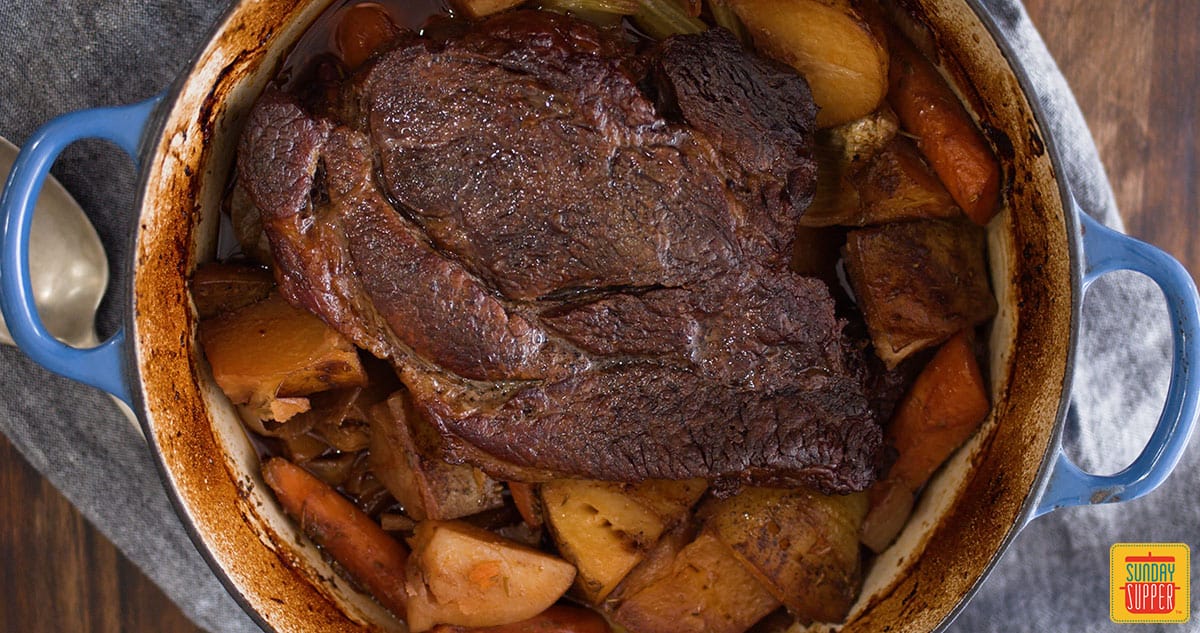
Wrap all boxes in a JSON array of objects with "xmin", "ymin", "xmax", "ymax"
[{"xmin": 0, "ymin": 1, "xmax": 1196, "ymax": 631}]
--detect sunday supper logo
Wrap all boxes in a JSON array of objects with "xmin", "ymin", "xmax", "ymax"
[{"xmin": 1110, "ymin": 543, "xmax": 1190, "ymax": 623}]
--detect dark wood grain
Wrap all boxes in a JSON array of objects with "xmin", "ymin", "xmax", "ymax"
[
  {"xmin": 1024, "ymin": 0, "xmax": 1200, "ymax": 274},
  {"xmin": 0, "ymin": 434, "xmax": 206, "ymax": 632},
  {"xmin": 0, "ymin": 2, "xmax": 1194, "ymax": 632}
]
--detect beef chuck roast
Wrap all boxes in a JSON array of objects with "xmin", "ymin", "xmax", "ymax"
[{"xmin": 237, "ymin": 11, "xmax": 883, "ymax": 493}]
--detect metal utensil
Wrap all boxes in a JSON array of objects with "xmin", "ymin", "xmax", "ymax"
[
  {"xmin": 0, "ymin": 135, "xmax": 108, "ymax": 348},
  {"xmin": 0, "ymin": 134, "xmax": 139, "ymax": 429}
]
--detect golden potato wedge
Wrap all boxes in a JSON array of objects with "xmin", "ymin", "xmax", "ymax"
[
  {"xmin": 199, "ymin": 292, "xmax": 367, "ymax": 412},
  {"xmin": 729, "ymin": 0, "xmax": 888, "ymax": 127},
  {"xmin": 613, "ymin": 530, "xmax": 780, "ymax": 633},
  {"xmin": 405, "ymin": 520, "xmax": 577, "ymax": 632},
  {"xmin": 541, "ymin": 478, "xmax": 705, "ymax": 604},
  {"xmin": 621, "ymin": 478, "xmax": 707, "ymax": 523},
  {"xmin": 369, "ymin": 392, "xmax": 505, "ymax": 521},
  {"xmin": 702, "ymin": 487, "xmax": 867, "ymax": 624}
]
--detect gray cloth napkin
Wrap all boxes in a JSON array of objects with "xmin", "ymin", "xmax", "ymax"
[{"xmin": 0, "ymin": 1, "xmax": 1191, "ymax": 632}]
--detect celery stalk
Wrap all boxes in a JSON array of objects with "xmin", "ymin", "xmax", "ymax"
[
  {"xmin": 707, "ymin": 0, "xmax": 750, "ymax": 45},
  {"xmin": 539, "ymin": 0, "xmax": 640, "ymax": 15},
  {"xmin": 633, "ymin": 0, "xmax": 708, "ymax": 39}
]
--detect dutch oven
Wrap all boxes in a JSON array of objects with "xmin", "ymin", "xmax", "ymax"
[{"xmin": 1, "ymin": 0, "xmax": 1197, "ymax": 631}]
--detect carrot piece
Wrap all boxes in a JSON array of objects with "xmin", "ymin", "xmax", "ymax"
[
  {"xmin": 430, "ymin": 605, "xmax": 612, "ymax": 633},
  {"xmin": 507, "ymin": 481, "xmax": 544, "ymax": 530},
  {"xmin": 860, "ymin": 330, "xmax": 988, "ymax": 551},
  {"xmin": 885, "ymin": 329, "xmax": 990, "ymax": 493},
  {"xmin": 886, "ymin": 31, "xmax": 1001, "ymax": 225},
  {"xmin": 261, "ymin": 458, "xmax": 409, "ymax": 617}
]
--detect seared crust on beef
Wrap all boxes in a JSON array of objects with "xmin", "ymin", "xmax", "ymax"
[
  {"xmin": 650, "ymin": 28, "xmax": 819, "ymax": 261},
  {"xmin": 238, "ymin": 11, "xmax": 882, "ymax": 493}
]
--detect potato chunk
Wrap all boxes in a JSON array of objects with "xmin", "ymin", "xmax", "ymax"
[
  {"xmin": 843, "ymin": 219, "xmax": 996, "ymax": 367},
  {"xmin": 604, "ymin": 521, "xmax": 695, "ymax": 608},
  {"xmin": 369, "ymin": 392, "xmax": 505, "ymax": 521},
  {"xmin": 613, "ymin": 530, "xmax": 780, "ymax": 633},
  {"xmin": 541, "ymin": 478, "xmax": 705, "ymax": 604},
  {"xmin": 729, "ymin": 0, "xmax": 888, "ymax": 127},
  {"xmin": 199, "ymin": 292, "xmax": 367, "ymax": 414},
  {"xmin": 805, "ymin": 135, "xmax": 961, "ymax": 227},
  {"xmin": 702, "ymin": 487, "xmax": 867, "ymax": 623},
  {"xmin": 405, "ymin": 520, "xmax": 576, "ymax": 632},
  {"xmin": 850, "ymin": 137, "xmax": 961, "ymax": 222}
]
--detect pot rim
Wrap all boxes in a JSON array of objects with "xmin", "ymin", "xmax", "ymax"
[
  {"xmin": 121, "ymin": 8, "xmax": 283, "ymax": 633},
  {"xmin": 917, "ymin": 3, "xmax": 1084, "ymax": 629}
]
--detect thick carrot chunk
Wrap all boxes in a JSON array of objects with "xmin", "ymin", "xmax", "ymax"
[
  {"xmin": 886, "ymin": 329, "xmax": 990, "ymax": 492},
  {"xmin": 262, "ymin": 458, "xmax": 409, "ymax": 618},
  {"xmin": 860, "ymin": 330, "xmax": 989, "ymax": 551},
  {"xmin": 887, "ymin": 31, "xmax": 1001, "ymax": 225}
]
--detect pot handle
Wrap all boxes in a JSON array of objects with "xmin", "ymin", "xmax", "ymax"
[
  {"xmin": 1030, "ymin": 211, "xmax": 1200, "ymax": 521},
  {"xmin": 0, "ymin": 94, "xmax": 164, "ymax": 406}
]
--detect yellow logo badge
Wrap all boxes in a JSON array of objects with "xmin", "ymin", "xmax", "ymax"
[{"xmin": 1111, "ymin": 543, "xmax": 1190, "ymax": 623}]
